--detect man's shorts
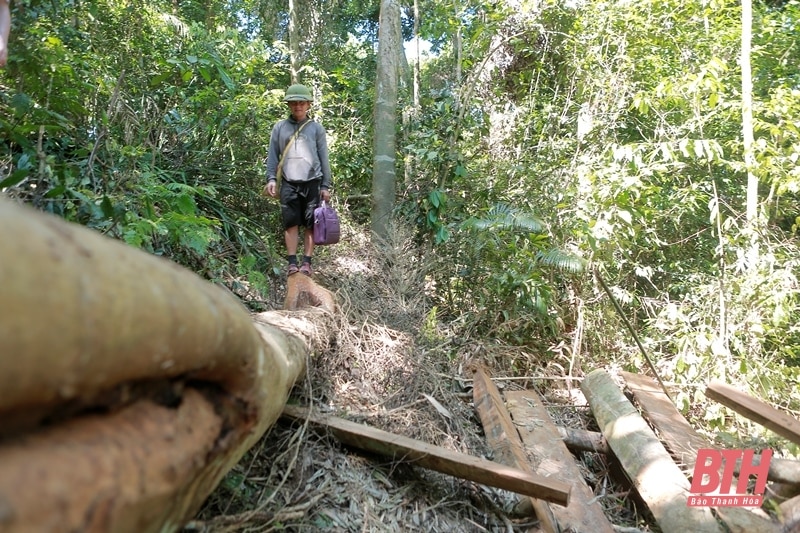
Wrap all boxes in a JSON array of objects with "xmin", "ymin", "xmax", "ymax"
[{"xmin": 280, "ymin": 179, "xmax": 321, "ymax": 229}]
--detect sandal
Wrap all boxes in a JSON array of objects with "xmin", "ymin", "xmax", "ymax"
[
  {"xmin": 287, "ymin": 263, "xmax": 300, "ymax": 276},
  {"xmin": 300, "ymin": 262, "xmax": 313, "ymax": 276}
]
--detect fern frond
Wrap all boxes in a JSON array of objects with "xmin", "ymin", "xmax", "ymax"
[
  {"xmin": 464, "ymin": 203, "xmax": 546, "ymax": 234},
  {"xmin": 536, "ymin": 248, "xmax": 586, "ymax": 273}
]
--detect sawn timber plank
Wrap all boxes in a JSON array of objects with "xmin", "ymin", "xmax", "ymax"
[
  {"xmin": 706, "ymin": 380, "xmax": 800, "ymax": 446},
  {"xmin": 623, "ymin": 372, "xmax": 800, "ymax": 484},
  {"xmin": 471, "ymin": 365, "xmax": 559, "ymax": 533},
  {"xmin": 621, "ymin": 371, "xmax": 708, "ymax": 472},
  {"xmin": 505, "ymin": 389, "xmax": 616, "ymax": 533},
  {"xmin": 281, "ymin": 404, "xmax": 571, "ymax": 507},
  {"xmin": 621, "ymin": 372, "xmax": 780, "ymax": 533}
]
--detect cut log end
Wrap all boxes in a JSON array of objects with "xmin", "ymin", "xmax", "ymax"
[{"xmin": 284, "ymin": 274, "xmax": 337, "ymax": 313}]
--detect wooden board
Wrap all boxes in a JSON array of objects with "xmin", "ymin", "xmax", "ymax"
[
  {"xmin": 506, "ymin": 390, "xmax": 616, "ymax": 533},
  {"xmin": 471, "ymin": 365, "xmax": 559, "ymax": 533},
  {"xmin": 621, "ymin": 371, "xmax": 709, "ymax": 472},
  {"xmin": 706, "ymin": 381, "xmax": 800, "ymax": 445},
  {"xmin": 281, "ymin": 405, "xmax": 571, "ymax": 506},
  {"xmin": 581, "ymin": 369, "xmax": 722, "ymax": 533},
  {"xmin": 624, "ymin": 372, "xmax": 800, "ymax": 486}
]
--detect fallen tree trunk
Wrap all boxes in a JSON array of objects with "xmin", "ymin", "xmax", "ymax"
[
  {"xmin": 737, "ymin": 455, "xmax": 800, "ymax": 486},
  {"xmin": 0, "ymin": 199, "xmax": 327, "ymax": 532},
  {"xmin": 581, "ymin": 369, "xmax": 722, "ymax": 533}
]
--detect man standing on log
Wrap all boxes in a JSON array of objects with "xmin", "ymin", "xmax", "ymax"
[{"xmin": 264, "ymin": 83, "xmax": 332, "ymax": 277}]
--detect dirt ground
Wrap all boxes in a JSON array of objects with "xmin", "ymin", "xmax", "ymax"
[{"xmin": 186, "ymin": 226, "xmax": 654, "ymax": 532}]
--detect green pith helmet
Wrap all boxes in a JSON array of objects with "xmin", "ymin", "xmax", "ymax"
[{"xmin": 284, "ymin": 84, "xmax": 313, "ymax": 102}]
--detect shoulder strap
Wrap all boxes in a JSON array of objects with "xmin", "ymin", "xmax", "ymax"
[{"xmin": 276, "ymin": 120, "xmax": 312, "ymax": 186}]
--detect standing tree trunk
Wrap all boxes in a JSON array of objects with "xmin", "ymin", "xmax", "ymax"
[
  {"xmin": 288, "ymin": 0, "xmax": 301, "ymax": 82},
  {"xmin": 413, "ymin": 0, "xmax": 420, "ymax": 111},
  {"xmin": 741, "ymin": 0, "xmax": 758, "ymax": 267},
  {"xmin": 371, "ymin": 0, "xmax": 402, "ymax": 241}
]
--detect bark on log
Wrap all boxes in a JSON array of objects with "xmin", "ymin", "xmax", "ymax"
[
  {"xmin": 779, "ymin": 493, "xmax": 800, "ymax": 532},
  {"xmin": 581, "ymin": 369, "xmax": 722, "ymax": 533},
  {"xmin": 557, "ymin": 425, "xmax": 610, "ymax": 454},
  {"xmin": 737, "ymin": 456, "xmax": 800, "ymax": 486},
  {"xmin": 0, "ymin": 199, "xmax": 317, "ymax": 532}
]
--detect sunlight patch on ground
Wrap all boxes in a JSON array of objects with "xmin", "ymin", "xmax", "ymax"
[{"xmin": 334, "ymin": 255, "xmax": 370, "ymax": 273}]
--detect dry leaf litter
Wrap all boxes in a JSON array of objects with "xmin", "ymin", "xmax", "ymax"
[{"xmin": 187, "ymin": 221, "xmax": 651, "ymax": 532}]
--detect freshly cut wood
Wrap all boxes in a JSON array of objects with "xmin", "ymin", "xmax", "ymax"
[
  {"xmin": 0, "ymin": 199, "xmax": 318, "ymax": 532},
  {"xmin": 0, "ymin": 391, "xmax": 222, "ymax": 533},
  {"xmin": 706, "ymin": 381, "xmax": 800, "ymax": 445},
  {"xmin": 621, "ymin": 372, "xmax": 780, "ymax": 533},
  {"xmin": 281, "ymin": 404, "xmax": 571, "ymax": 506},
  {"xmin": 505, "ymin": 390, "xmax": 615, "ymax": 533},
  {"xmin": 621, "ymin": 371, "xmax": 708, "ymax": 471},
  {"xmin": 556, "ymin": 425, "xmax": 610, "ymax": 454},
  {"xmin": 471, "ymin": 365, "xmax": 559, "ymax": 533},
  {"xmin": 285, "ymin": 271, "xmax": 336, "ymax": 313},
  {"xmin": 581, "ymin": 369, "xmax": 722, "ymax": 533}
]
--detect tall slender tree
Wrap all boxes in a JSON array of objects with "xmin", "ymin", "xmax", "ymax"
[
  {"xmin": 371, "ymin": 0, "xmax": 402, "ymax": 240},
  {"xmin": 288, "ymin": 0, "xmax": 300, "ymax": 82},
  {"xmin": 741, "ymin": 0, "xmax": 758, "ymax": 267}
]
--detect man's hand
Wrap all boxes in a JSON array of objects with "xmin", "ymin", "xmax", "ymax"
[
  {"xmin": 321, "ymin": 188, "xmax": 331, "ymax": 202},
  {"xmin": 264, "ymin": 181, "xmax": 277, "ymax": 198}
]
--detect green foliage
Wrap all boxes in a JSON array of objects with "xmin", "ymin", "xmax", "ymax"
[
  {"xmin": 1, "ymin": 0, "xmax": 291, "ymax": 297},
  {"xmin": 2, "ymin": 0, "xmax": 800, "ymax": 452},
  {"xmin": 544, "ymin": 0, "xmax": 800, "ymax": 446},
  {"xmin": 433, "ymin": 202, "xmax": 584, "ymax": 344},
  {"xmin": 121, "ymin": 177, "xmax": 220, "ymax": 257},
  {"xmin": 421, "ymin": 188, "xmax": 450, "ymax": 244},
  {"xmin": 397, "ymin": 0, "xmax": 800, "ymax": 445},
  {"xmin": 650, "ymin": 245, "xmax": 800, "ymax": 427}
]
